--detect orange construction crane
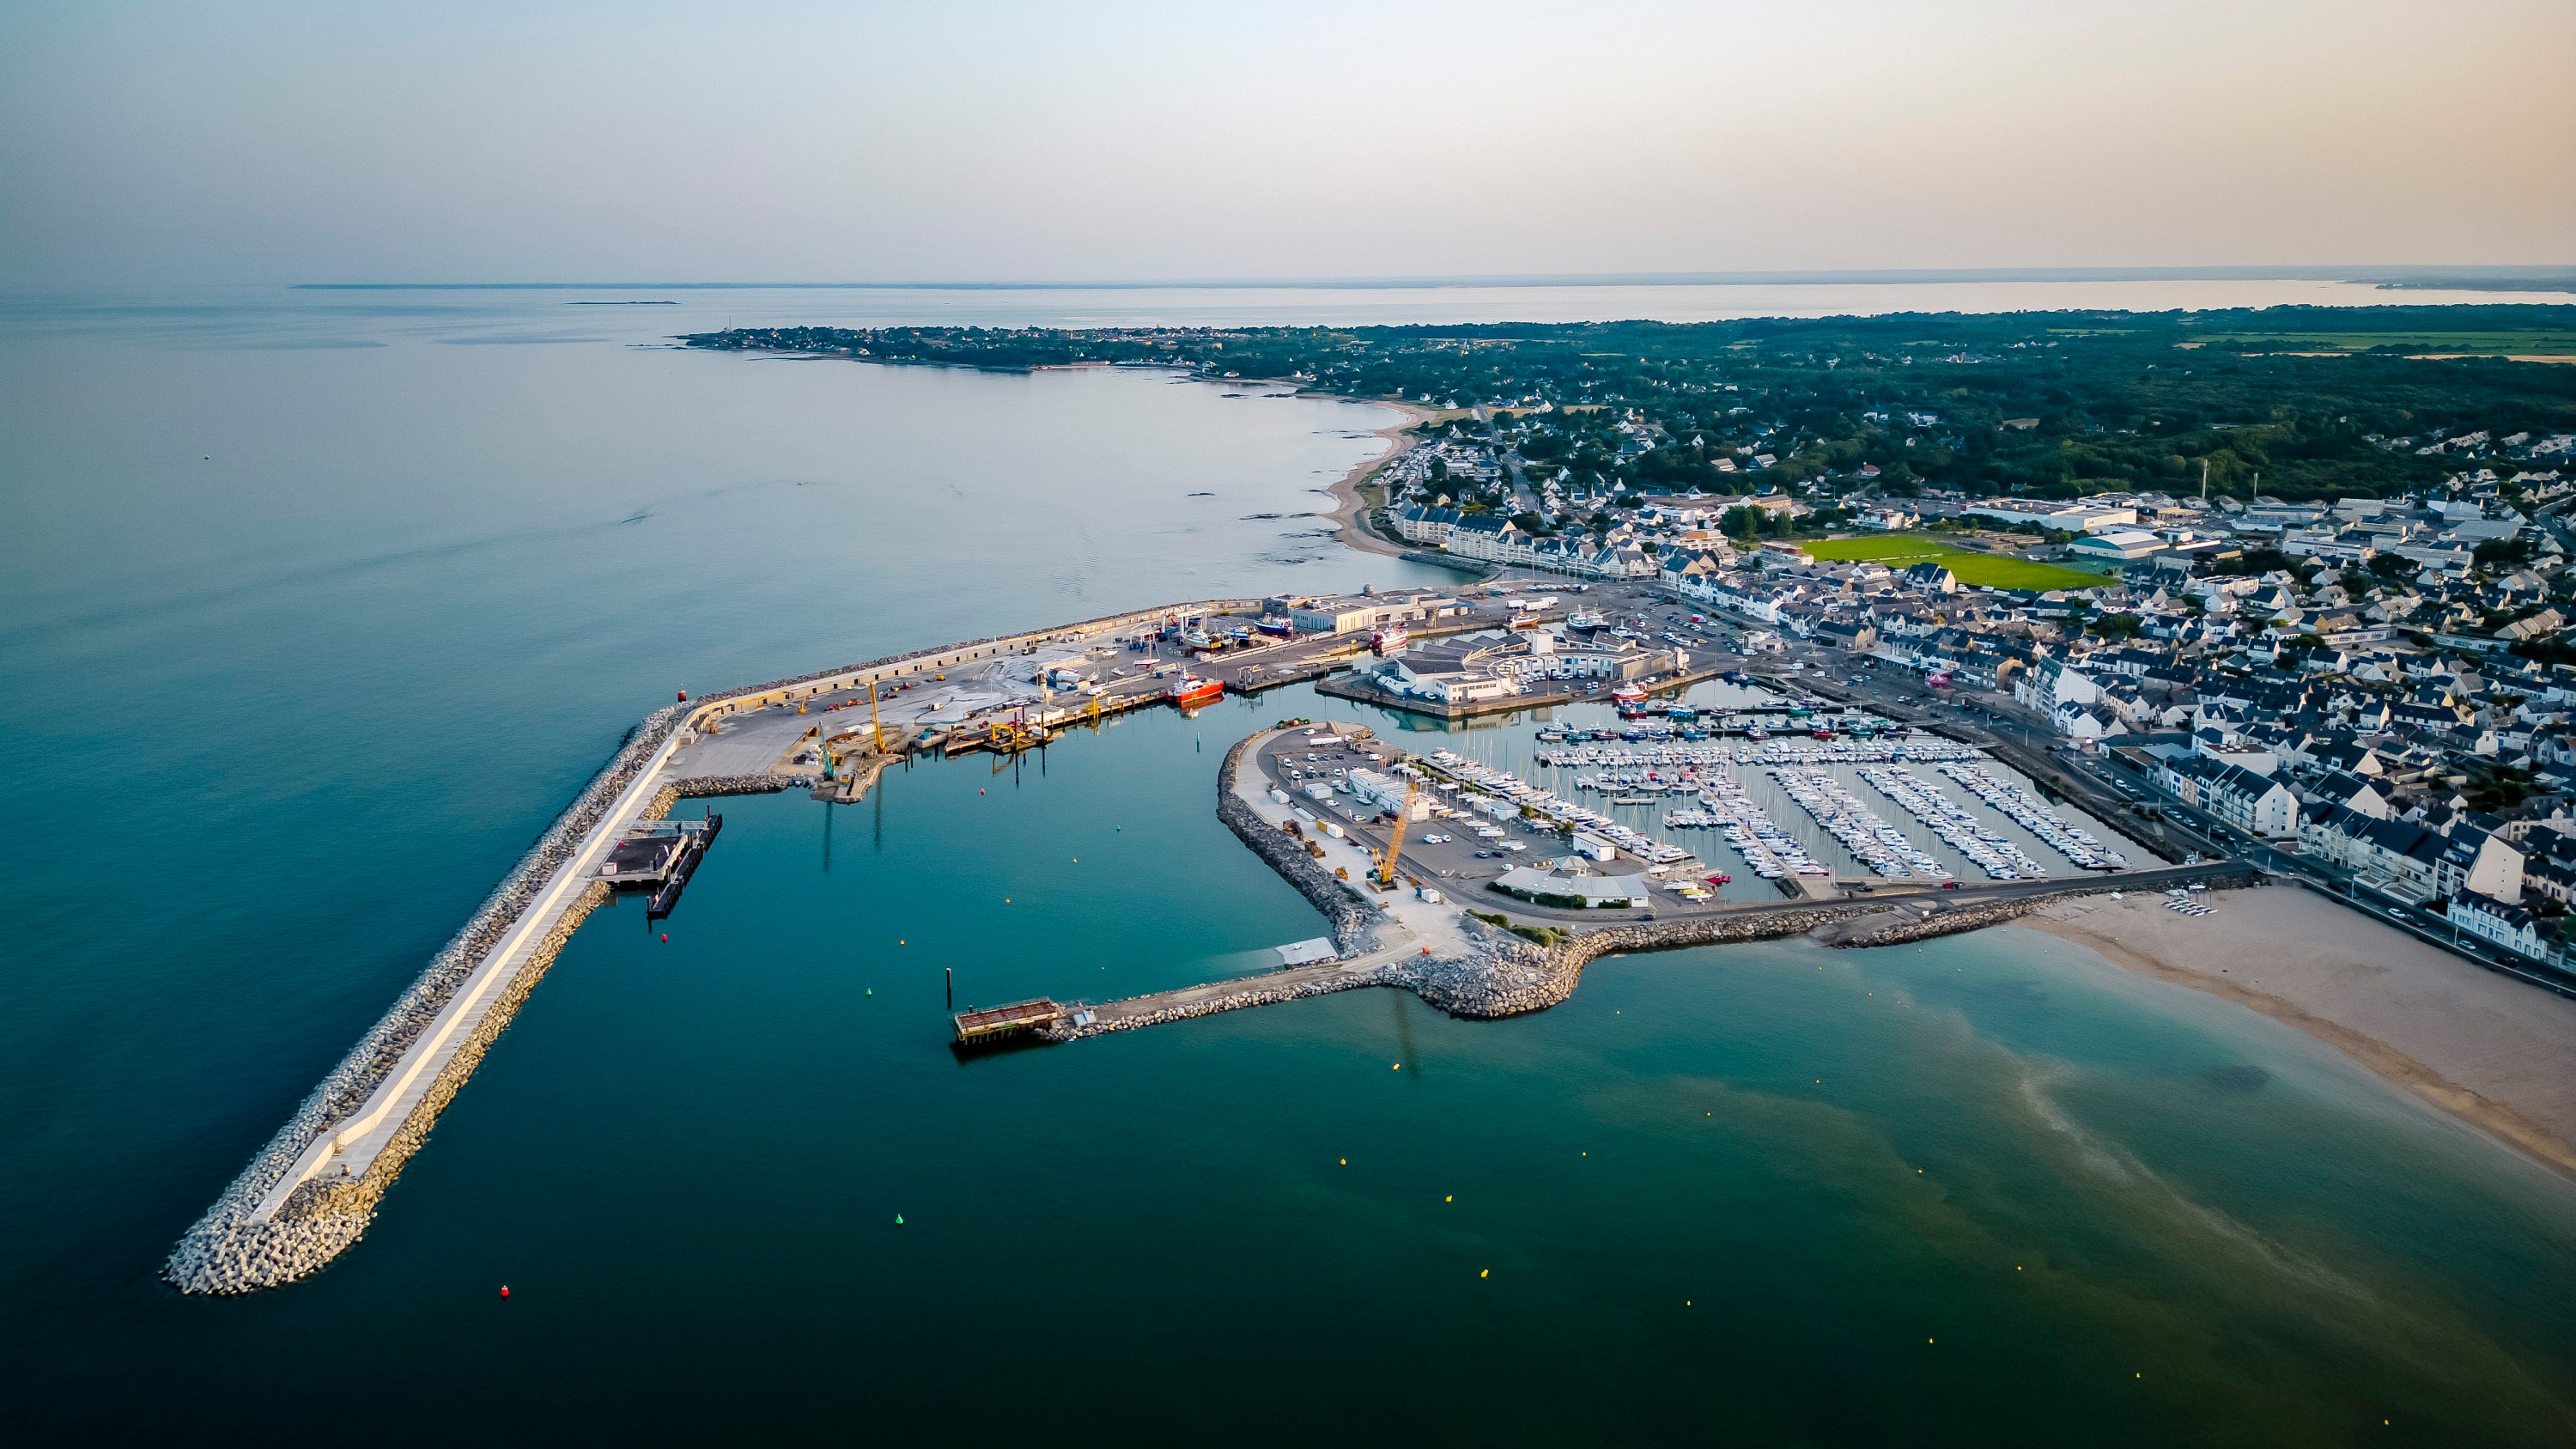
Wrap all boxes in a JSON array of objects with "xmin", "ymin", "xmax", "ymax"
[{"xmin": 1375, "ymin": 778, "xmax": 1419, "ymax": 890}]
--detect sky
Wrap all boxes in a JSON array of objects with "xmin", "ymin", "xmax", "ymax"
[{"xmin": 1, "ymin": 0, "xmax": 2570, "ymax": 287}]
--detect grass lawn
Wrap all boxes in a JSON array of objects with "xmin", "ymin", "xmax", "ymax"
[{"xmin": 1795, "ymin": 533, "xmax": 2105, "ymax": 590}]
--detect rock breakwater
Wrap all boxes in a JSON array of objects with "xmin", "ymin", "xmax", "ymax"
[
  {"xmin": 163, "ymin": 706, "xmax": 689, "ymax": 1294},
  {"xmin": 1213, "ymin": 735, "xmax": 1392, "ymax": 958}
]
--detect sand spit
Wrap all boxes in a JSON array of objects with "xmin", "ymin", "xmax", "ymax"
[{"xmin": 2018, "ymin": 887, "xmax": 2576, "ymax": 1177}]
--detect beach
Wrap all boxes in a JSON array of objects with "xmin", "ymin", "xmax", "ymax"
[
  {"xmin": 2018, "ymin": 886, "xmax": 2576, "ymax": 1176},
  {"xmin": 1317, "ymin": 397, "xmax": 1435, "ymax": 558}
]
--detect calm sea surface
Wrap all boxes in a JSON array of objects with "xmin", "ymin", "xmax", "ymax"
[{"xmin": 3, "ymin": 287, "xmax": 2572, "ymax": 1443}]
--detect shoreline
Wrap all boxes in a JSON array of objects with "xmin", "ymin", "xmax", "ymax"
[
  {"xmin": 1314, "ymin": 396, "xmax": 1433, "ymax": 558},
  {"xmin": 2013, "ymin": 891, "xmax": 2576, "ymax": 1179}
]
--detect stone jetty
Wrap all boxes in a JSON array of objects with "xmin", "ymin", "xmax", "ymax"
[{"xmin": 164, "ymin": 596, "xmax": 1275, "ymax": 1295}]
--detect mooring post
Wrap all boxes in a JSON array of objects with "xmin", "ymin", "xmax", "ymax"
[{"xmin": 945, "ymin": 967, "xmax": 953, "ymax": 1008}]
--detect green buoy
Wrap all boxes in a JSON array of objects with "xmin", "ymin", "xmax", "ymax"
[{"xmin": 895, "ymin": 1214, "xmax": 905, "ymax": 1226}]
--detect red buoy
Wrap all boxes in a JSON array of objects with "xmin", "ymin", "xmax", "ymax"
[
  {"xmin": 659, "ymin": 934, "xmax": 668, "ymax": 942},
  {"xmin": 499, "ymin": 1285, "xmax": 510, "ymax": 1298}
]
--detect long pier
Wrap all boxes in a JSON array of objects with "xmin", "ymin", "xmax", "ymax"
[{"xmin": 164, "ymin": 594, "xmax": 1299, "ymax": 1295}]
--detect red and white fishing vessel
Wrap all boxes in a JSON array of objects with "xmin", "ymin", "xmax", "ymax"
[
  {"xmin": 1610, "ymin": 684, "xmax": 1649, "ymax": 707},
  {"xmin": 1166, "ymin": 674, "xmax": 1224, "ymax": 708}
]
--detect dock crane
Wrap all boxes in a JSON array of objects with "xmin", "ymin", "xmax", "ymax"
[
  {"xmin": 867, "ymin": 678, "xmax": 887, "ymax": 754},
  {"xmin": 1375, "ymin": 777, "xmax": 1419, "ymax": 891}
]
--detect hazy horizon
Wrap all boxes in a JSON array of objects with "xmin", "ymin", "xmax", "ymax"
[{"xmin": 3, "ymin": 2, "xmax": 2569, "ymax": 289}]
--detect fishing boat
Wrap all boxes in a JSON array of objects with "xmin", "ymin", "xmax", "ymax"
[{"xmin": 1166, "ymin": 675, "xmax": 1224, "ymax": 708}]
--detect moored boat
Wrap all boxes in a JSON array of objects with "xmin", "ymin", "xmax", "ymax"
[{"xmin": 1166, "ymin": 675, "xmax": 1224, "ymax": 708}]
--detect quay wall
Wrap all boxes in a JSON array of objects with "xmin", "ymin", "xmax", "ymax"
[
  {"xmin": 167, "ymin": 596, "xmax": 1268, "ymax": 1295},
  {"xmin": 1406, "ymin": 875, "xmax": 2257, "ymax": 1021}
]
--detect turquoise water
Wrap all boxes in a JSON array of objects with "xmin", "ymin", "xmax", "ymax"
[{"xmin": 4, "ymin": 290, "xmax": 2574, "ymax": 1442}]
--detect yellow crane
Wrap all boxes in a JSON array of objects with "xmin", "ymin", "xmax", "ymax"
[
  {"xmin": 1376, "ymin": 778, "xmax": 1419, "ymax": 890},
  {"xmin": 867, "ymin": 678, "xmax": 887, "ymax": 754}
]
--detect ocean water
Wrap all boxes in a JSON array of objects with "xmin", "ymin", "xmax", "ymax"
[{"xmin": 3, "ymin": 289, "xmax": 2573, "ymax": 1442}]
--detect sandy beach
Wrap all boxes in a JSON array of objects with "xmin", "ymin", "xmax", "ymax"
[
  {"xmin": 2017, "ymin": 886, "xmax": 2576, "ymax": 1176},
  {"xmin": 1316, "ymin": 398, "xmax": 1436, "ymax": 559}
]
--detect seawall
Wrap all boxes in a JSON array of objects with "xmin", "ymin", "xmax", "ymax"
[{"xmin": 165, "ymin": 596, "xmax": 1276, "ymax": 1294}]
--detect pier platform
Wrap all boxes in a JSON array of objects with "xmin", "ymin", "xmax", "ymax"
[{"xmin": 953, "ymin": 998, "xmax": 1069, "ymax": 1044}]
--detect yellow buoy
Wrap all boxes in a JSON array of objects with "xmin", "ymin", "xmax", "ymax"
[
  {"xmin": 1444, "ymin": 1196, "xmax": 1452, "ymax": 1202},
  {"xmin": 1339, "ymin": 1159, "xmax": 1346, "ymax": 1166},
  {"xmin": 1479, "ymin": 1269, "xmax": 1489, "ymax": 1279},
  {"xmin": 1391, "ymin": 1063, "xmax": 1400, "ymax": 1070}
]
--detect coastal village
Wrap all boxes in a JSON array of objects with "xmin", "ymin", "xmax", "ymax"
[
  {"xmin": 1378, "ymin": 423, "xmax": 2576, "ymax": 974},
  {"xmin": 685, "ymin": 317, "xmax": 2576, "ymax": 980}
]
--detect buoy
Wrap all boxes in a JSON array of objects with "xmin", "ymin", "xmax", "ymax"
[
  {"xmin": 1479, "ymin": 1269, "xmax": 1489, "ymax": 1279},
  {"xmin": 1444, "ymin": 1196, "xmax": 1452, "ymax": 1202},
  {"xmin": 499, "ymin": 1286, "xmax": 510, "ymax": 1298},
  {"xmin": 981, "ymin": 788, "xmax": 986, "ymax": 795},
  {"xmin": 866, "ymin": 989, "xmax": 873, "ymax": 996},
  {"xmin": 660, "ymin": 934, "xmax": 668, "ymax": 942},
  {"xmin": 1339, "ymin": 1159, "xmax": 1346, "ymax": 1166},
  {"xmin": 896, "ymin": 1214, "xmax": 904, "ymax": 1225},
  {"xmin": 1391, "ymin": 1063, "xmax": 1400, "ymax": 1070}
]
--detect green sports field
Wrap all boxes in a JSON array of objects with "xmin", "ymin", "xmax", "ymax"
[{"xmin": 1795, "ymin": 533, "xmax": 2105, "ymax": 590}]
